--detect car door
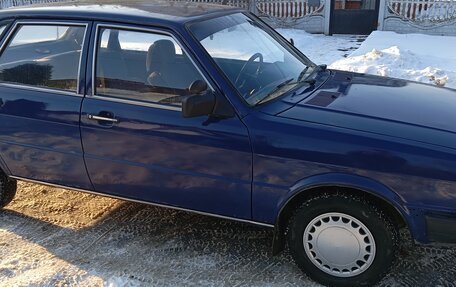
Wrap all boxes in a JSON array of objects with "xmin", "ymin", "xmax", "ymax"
[
  {"xmin": 80, "ymin": 23, "xmax": 252, "ymax": 219},
  {"xmin": 0, "ymin": 20, "xmax": 93, "ymax": 189}
]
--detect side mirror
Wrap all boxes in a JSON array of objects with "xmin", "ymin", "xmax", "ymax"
[
  {"xmin": 182, "ymin": 80, "xmax": 215, "ymax": 118},
  {"xmin": 189, "ymin": 79, "xmax": 208, "ymax": 95},
  {"xmin": 289, "ymin": 38, "xmax": 295, "ymax": 46}
]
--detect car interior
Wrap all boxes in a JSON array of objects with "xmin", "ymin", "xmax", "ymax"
[
  {"xmin": 0, "ymin": 23, "xmax": 293, "ymax": 107},
  {"xmin": 96, "ymin": 29, "xmax": 205, "ymax": 106},
  {"xmin": 0, "ymin": 25, "xmax": 207, "ymax": 106},
  {"xmin": 214, "ymin": 55, "xmax": 293, "ymax": 100}
]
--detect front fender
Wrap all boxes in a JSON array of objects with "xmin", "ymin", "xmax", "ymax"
[
  {"xmin": 279, "ymin": 172, "xmax": 409, "ymax": 221},
  {"xmin": 271, "ymin": 172, "xmax": 422, "ymax": 255},
  {"xmin": 0, "ymin": 153, "xmax": 11, "ymax": 176}
]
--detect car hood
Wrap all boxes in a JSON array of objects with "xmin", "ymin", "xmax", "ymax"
[{"xmin": 277, "ymin": 70, "xmax": 456, "ymax": 149}]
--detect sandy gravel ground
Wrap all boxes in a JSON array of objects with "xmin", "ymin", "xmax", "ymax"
[{"xmin": 0, "ymin": 181, "xmax": 455, "ymax": 287}]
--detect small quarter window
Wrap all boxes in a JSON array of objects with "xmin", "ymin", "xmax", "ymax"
[
  {"xmin": 95, "ymin": 28, "xmax": 207, "ymax": 108},
  {"xmin": 0, "ymin": 24, "xmax": 8, "ymax": 37},
  {"xmin": 0, "ymin": 24, "xmax": 86, "ymax": 92}
]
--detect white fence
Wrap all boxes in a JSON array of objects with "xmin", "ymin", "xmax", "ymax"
[
  {"xmin": 2, "ymin": 0, "xmax": 455, "ymax": 34},
  {"xmin": 0, "ymin": 0, "xmax": 323, "ymax": 18},
  {"xmin": 0, "ymin": 0, "xmax": 324, "ymax": 19},
  {"xmin": 388, "ymin": 0, "xmax": 456, "ymax": 22},
  {"xmin": 177, "ymin": 0, "xmax": 325, "ymax": 18},
  {"xmin": 0, "ymin": 0, "xmax": 70, "ymax": 8},
  {"xmin": 185, "ymin": 0, "xmax": 249, "ymax": 8},
  {"xmin": 257, "ymin": 0, "xmax": 324, "ymax": 18}
]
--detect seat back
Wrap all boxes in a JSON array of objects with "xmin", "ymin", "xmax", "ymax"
[
  {"xmin": 96, "ymin": 30, "xmax": 128, "ymax": 91},
  {"xmin": 146, "ymin": 39, "xmax": 178, "ymax": 88}
]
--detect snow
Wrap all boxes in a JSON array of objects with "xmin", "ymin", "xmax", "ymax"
[
  {"xmin": 280, "ymin": 29, "xmax": 456, "ymax": 89},
  {"xmin": 276, "ymin": 28, "xmax": 365, "ymax": 65},
  {"xmin": 331, "ymin": 31, "xmax": 456, "ymax": 89}
]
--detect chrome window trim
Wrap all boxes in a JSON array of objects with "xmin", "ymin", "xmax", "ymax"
[
  {"xmin": 9, "ymin": 175, "xmax": 275, "ymax": 228},
  {"xmin": 91, "ymin": 23, "xmax": 214, "ymax": 111},
  {"xmin": 0, "ymin": 23, "xmax": 10, "ymax": 39},
  {"xmin": 91, "ymin": 95, "xmax": 181, "ymax": 111},
  {"xmin": 0, "ymin": 20, "xmax": 89, "ymax": 96},
  {"xmin": 0, "ymin": 82, "xmax": 80, "ymax": 97}
]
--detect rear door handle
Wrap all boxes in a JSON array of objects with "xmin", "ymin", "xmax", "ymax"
[{"xmin": 87, "ymin": 114, "xmax": 119, "ymax": 123}]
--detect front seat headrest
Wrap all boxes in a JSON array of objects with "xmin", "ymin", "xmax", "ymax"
[{"xmin": 146, "ymin": 39, "xmax": 176, "ymax": 74}]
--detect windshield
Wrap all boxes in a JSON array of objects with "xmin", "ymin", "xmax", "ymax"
[{"xmin": 189, "ymin": 13, "xmax": 316, "ymax": 106}]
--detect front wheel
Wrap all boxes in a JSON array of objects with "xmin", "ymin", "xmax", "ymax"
[
  {"xmin": 287, "ymin": 193, "xmax": 399, "ymax": 287},
  {"xmin": 0, "ymin": 173, "xmax": 17, "ymax": 208}
]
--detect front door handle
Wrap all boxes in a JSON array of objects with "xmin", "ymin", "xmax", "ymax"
[{"xmin": 87, "ymin": 114, "xmax": 119, "ymax": 123}]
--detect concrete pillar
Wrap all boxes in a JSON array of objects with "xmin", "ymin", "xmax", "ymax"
[
  {"xmin": 324, "ymin": 0, "xmax": 332, "ymax": 35},
  {"xmin": 377, "ymin": 0, "xmax": 386, "ymax": 30}
]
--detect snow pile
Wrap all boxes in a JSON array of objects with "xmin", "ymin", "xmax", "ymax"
[
  {"xmin": 330, "ymin": 31, "xmax": 456, "ymax": 89},
  {"xmin": 277, "ymin": 28, "xmax": 364, "ymax": 65}
]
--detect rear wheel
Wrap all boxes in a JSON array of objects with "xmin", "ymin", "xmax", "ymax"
[
  {"xmin": 287, "ymin": 193, "xmax": 398, "ymax": 287},
  {"xmin": 0, "ymin": 173, "xmax": 17, "ymax": 208}
]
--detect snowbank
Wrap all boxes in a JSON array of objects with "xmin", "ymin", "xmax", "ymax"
[
  {"xmin": 276, "ymin": 28, "xmax": 364, "ymax": 65},
  {"xmin": 330, "ymin": 31, "xmax": 456, "ymax": 89}
]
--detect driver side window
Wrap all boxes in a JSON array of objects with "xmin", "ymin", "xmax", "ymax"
[{"xmin": 95, "ymin": 27, "xmax": 206, "ymax": 107}]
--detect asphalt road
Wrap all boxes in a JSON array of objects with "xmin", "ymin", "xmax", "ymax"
[{"xmin": 0, "ymin": 181, "xmax": 455, "ymax": 286}]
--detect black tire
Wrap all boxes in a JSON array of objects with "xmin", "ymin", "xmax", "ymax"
[
  {"xmin": 0, "ymin": 172, "xmax": 17, "ymax": 208},
  {"xmin": 287, "ymin": 193, "xmax": 399, "ymax": 287}
]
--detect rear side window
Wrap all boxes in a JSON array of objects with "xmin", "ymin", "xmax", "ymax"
[
  {"xmin": 0, "ymin": 25, "xmax": 7, "ymax": 37},
  {"xmin": 0, "ymin": 24, "xmax": 86, "ymax": 92},
  {"xmin": 95, "ymin": 28, "xmax": 206, "ymax": 108}
]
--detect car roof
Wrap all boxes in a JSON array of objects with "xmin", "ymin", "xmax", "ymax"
[{"xmin": 0, "ymin": 0, "xmax": 243, "ymax": 26}]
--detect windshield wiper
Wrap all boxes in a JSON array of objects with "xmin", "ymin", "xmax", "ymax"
[
  {"xmin": 297, "ymin": 64, "xmax": 326, "ymax": 83},
  {"xmin": 255, "ymin": 78, "xmax": 294, "ymax": 106},
  {"xmin": 305, "ymin": 78, "xmax": 316, "ymax": 86},
  {"xmin": 297, "ymin": 67, "xmax": 310, "ymax": 82}
]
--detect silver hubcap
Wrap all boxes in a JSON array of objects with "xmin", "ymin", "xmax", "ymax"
[{"xmin": 303, "ymin": 212, "xmax": 376, "ymax": 277}]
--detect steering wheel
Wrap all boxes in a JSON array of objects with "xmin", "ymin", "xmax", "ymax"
[{"xmin": 234, "ymin": 53, "xmax": 264, "ymax": 90}]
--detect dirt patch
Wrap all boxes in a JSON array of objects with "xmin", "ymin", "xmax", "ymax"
[{"xmin": 0, "ymin": 181, "xmax": 455, "ymax": 286}]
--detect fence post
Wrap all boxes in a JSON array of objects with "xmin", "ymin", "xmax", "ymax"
[
  {"xmin": 377, "ymin": 0, "xmax": 386, "ymax": 30},
  {"xmin": 324, "ymin": 0, "xmax": 331, "ymax": 34},
  {"xmin": 249, "ymin": 0, "xmax": 259, "ymax": 14}
]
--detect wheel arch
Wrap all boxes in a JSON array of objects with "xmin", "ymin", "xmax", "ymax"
[
  {"xmin": 272, "ymin": 173, "xmax": 411, "ymax": 255},
  {"xmin": 0, "ymin": 153, "xmax": 10, "ymax": 176}
]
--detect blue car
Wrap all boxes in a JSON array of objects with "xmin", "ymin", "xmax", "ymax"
[{"xmin": 0, "ymin": 1, "xmax": 454, "ymax": 286}]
